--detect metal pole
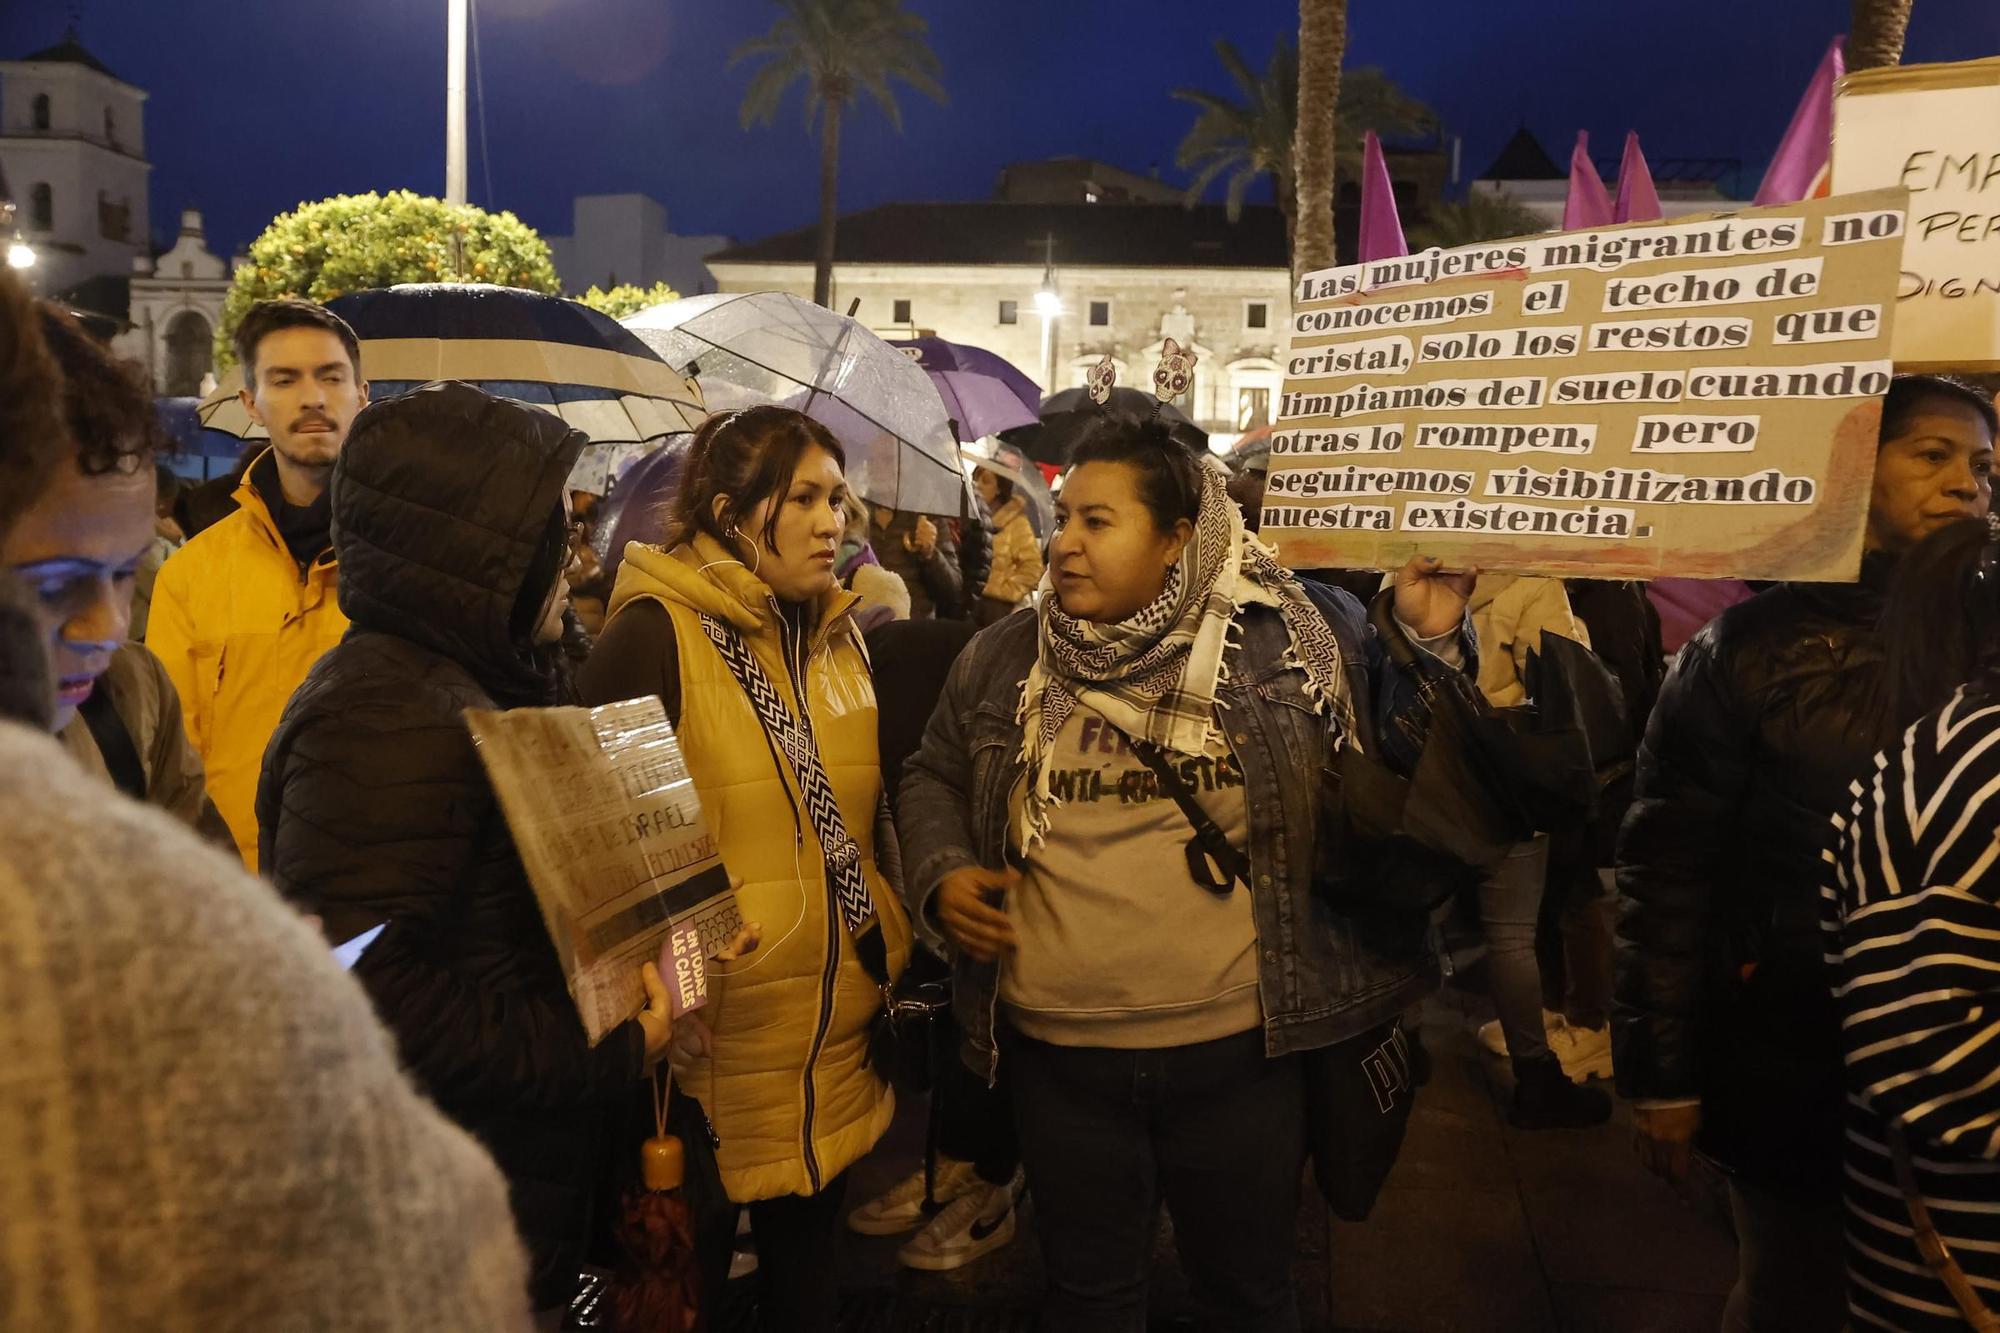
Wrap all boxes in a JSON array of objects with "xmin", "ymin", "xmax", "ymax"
[{"xmin": 446, "ymin": 0, "xmax": 469, "ymax": 204}]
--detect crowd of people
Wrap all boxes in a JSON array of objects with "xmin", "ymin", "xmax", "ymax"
[{"xmin": 7, "ymin": 266, "xmax": 2000, "ymax": 1333}]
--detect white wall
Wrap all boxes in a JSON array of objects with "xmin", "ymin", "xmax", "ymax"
[{"xmin": 545, "ymin": 193, "xmax": 732, "ymax": 297}]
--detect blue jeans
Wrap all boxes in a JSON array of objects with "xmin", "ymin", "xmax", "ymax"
[
  {"xmin": 1479, "ymin": 836, "xmax": 1553, "ymax": 1068},
  {"xmin": 1005, "ymin": 1026, "xmax": 1305, "ymax": 1333}
]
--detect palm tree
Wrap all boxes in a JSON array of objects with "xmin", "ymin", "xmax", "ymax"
[
  {"xmin": 1292, "ymin": 0, "xmax": 1348, "ymax": 283},
  {"xmin": 733, "ymin": 0, "xmax": 945, "ymax": 307},
  {"xmin": 1174, "ymin": 36, "xmax": 1431, "ymax": 264},
  {"xmin": 1409, "ymin": 190, "xmax": 1549, "ymax": 250},
  {"xmin": 1848, "ymin": 0, "xmax": 1912, "ymax": 72}
]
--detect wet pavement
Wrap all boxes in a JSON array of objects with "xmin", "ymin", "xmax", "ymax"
[{"xmin": 792, "ymin": 988, "xmax": 1740, "ymax": 1332}]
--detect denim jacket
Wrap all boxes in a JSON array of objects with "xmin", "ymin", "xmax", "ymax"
[{"xmin": 898, "ymin": 582, "xmax": 1455, "ymax": 1078}]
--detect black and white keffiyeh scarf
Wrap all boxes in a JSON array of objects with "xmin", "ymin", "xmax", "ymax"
[{"xmin": 1018, "ymin": 457, "xmax": 1355, "ymax": 847}]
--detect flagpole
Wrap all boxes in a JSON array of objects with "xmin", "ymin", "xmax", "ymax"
[{"xmin": 446, "ymin": 0, "xmax": 469, "ymax": 204}]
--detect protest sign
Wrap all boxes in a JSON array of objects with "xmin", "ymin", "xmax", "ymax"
[
  {"xmin": 466, "ymin": 697, "xmax": 741, "ymax": 1041},
  {"xmin": 1267, "ymin": 187, "xmax": 1906, "ymax": 581},
  {"xmin": 1833, "ymin": 56, "xmax": 2000, "ymax": 371}
]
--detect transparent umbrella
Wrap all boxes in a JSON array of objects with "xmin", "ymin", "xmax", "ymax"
[{"xmin": 625, "ymin": 291, "xmax": 971, "ymax": 518}]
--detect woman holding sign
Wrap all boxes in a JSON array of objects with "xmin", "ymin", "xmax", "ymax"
[
  {"xmin": 898, "ymin": 393, "xmax": 1475, "ymax": 1331},
  {"xmin": 579, "ymin": 406, "xmax": 912, "ymax": 1333}
]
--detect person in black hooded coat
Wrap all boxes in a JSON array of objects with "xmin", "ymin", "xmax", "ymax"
[{"xmin": 257, "ymin": 381, "xmax": 675, "ymax": 1321}]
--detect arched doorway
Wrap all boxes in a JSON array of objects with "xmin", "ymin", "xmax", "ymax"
[{"xmin": 163, "ymin": 310, "xmax": 213, "ymax": 398}]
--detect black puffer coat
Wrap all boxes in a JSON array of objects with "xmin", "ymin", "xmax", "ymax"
[
  {"xmin": 1614, "ymin": 554, "xmax": 1898, "ymax": 1198},
  {"xmin": 258, "ymin": 382, "xmax": 643, "ymax": 1309}
]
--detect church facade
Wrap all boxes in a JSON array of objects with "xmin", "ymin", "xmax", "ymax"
[{"xmin": 2, "ymin": 28, "xmax": 232, "ymax": 394}]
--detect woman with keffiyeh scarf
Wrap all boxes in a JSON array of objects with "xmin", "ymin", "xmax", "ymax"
[{"xmin": 898, "ymin": 413, "xmax": 1474, "ymax": 1332}]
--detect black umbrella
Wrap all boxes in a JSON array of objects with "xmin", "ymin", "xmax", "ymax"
[{"xmin": 1009, "ymin": 386, "xmax": 1208, "ymax": 467}]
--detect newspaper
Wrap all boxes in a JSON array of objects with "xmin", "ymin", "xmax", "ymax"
[{"xmin": 465, "ymin": 697, "xmax": 741, "ymax": 1043}]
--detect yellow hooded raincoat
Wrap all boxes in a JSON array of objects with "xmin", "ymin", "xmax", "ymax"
[{"xmin": 146, "ymin": 455, "xmax": 347, "ymax": 869}]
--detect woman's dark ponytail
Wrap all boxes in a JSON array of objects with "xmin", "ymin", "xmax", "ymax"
[{"xmin": 1882, "ymin": 516, "xmax": 2000, "ymax": 728}]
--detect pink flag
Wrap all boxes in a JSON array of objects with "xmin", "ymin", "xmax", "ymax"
[
  {"xmin": 1563, "ymin": 131, "xmax": 1614, "ymax": 230},
  {"xmin": 1754, "ymin": 36, "xmax": 1844, "ymax": 206},
  {"xmin": 1614, "ymin": 131, "xmax": 1663, "ymax": 224},
  {"xmin": 1357, "ymin": 130, "xmax": 1409, "ymax": 262}
]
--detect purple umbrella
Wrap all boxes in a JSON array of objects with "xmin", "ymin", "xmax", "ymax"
[
  {"xmin": 593, "ymin": 437, "xmax": 691, "ymax": 584},
  {"xmin": 889, "ymin": 338, "xmax": 1041, "ymax": 413},
  {"xmin": 926, "ymin": 368, "xmax": 1039, "ymax": 442}
]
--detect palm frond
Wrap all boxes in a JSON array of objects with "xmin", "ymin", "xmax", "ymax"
[
  {"xmin": 1182, "ymin": 152, "xmax": 1242, "ymax": 200},
  {"xmin": 1224, "ymin": 164, "xmax": 1262, "ymax": 223}
]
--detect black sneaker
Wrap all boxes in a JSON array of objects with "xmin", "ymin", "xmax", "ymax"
[{"xmin": 1508, "ymin": 1055, "xmax": 1612, "ymax": 1129}]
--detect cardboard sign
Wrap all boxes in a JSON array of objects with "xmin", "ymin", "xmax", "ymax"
[
  {"xmin": 1833, "ymin": 56, "xmax": 2000, "ymax": 371},
  {"xmin": 1267, "ymin": 188, "xmax": 1907, "ymax": 581},
  {"xmin": 466, "ymin": 697, "xmax": 742, "ymax": 1040}
]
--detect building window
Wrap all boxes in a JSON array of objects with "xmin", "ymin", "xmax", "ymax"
[
  {"xmin": 1088, "ymin": 300, "xmax": 1110, "ymax": 327},
  {"xmin": 103, "ymin": 107, "xmax": 116, "ymax": 147},
  {"xmin": 31, "ymin": 94, "xmax": 49, "ymax": 131},
  {"xmin": 892, "ymin": 298, "xmax": 912, "ymax": 324},
  {"xmin": 1236, "ymin": 388, "xmax": 1271, "ymax": 431},
  {"xmin": 1226, "ymin": 357, "xmax": 1282, "ymax": 436},
  {"xmin": 98, "ymin": 191, "xmax": 131, "ymax": 242},
  {"xmin": 29, "ymin": 183, "xmax": 52, "ymax": 232},
  {"xmin": 998, "ymin": 299, "xmax": 1018, "ymax": 325},
  {"xmin": 1245, "ymin": 301, "xmax": 1269, "ymax": 330}
]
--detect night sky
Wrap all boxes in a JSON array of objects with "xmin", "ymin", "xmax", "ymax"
[{"xmin": 5, "ymin": 0, "xmax": 1998, "ymax": 260}]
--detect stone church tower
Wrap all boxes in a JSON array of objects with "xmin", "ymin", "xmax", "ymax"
[{"xmin": 0, "ymin": 27, "xmax": 150, "ymax": 299}]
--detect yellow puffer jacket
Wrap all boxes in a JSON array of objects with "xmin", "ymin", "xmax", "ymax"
[
  {"xmin": 145, "ymin": 455, "xmax": 347, "ymax": 869},
  {"xmin": 1466, "ymin": 574, "xmax": 1591, "ymax": 708},
  {"xmin": 982, "ymin": 496, "xmax": 1044, "ymax": 608},
  {"xmin": 606, "ymin": 537, "xmax": 911, "ymax": 1202}
]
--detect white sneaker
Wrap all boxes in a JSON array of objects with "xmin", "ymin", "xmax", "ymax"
[
  {"xmin": 1477, "ymin": 1011, "xmax": 1615, "ymax": 1082},
  {"xmin": 1475, "ymin": 1009, "xmax": 1564, "ymax": 1058},
  {"xmin": 728, "ymin": 1210, "xmax": 757, "ymax": 1280},
  {"xmin": 896, "ymin": 1170, "xmax": 1021, "ymax": 1272},
  {"xmin": 845, "ymin": 1157, "xmax": 981, "ymax": 1237},
  {"xmin": 1547, "ymin": 1019, "xmax": 1614, "ymax": 1082}
]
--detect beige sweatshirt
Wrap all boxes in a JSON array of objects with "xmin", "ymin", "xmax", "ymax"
[{"xmin": 1002, "ymin": 705, "xmax": 1262, "ymax": 1049}]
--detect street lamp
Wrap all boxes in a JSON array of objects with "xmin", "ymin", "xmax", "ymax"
[
  {"xmin": 1034, "ymin": 233, "xmax": 1060, "ymax": 391},
  {"xmin": 0, "ymin": 200, "xmax": 30, "ymax": 271}
]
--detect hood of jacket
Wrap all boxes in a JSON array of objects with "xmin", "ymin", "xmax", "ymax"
[
  {"xmin": 608, "ymin": 533, "xmax": 861, "ymax": 645},
  {"xmin": 1467, "ymin": 572, "xmax": 1521, "ymax": 617},
  {"xmin": 331, "ymin": 381, "xmax": 583, "ymax": 703}
]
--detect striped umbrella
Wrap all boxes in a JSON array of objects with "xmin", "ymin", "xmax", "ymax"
[{"xmin": 197, "ymin": 284, "xmax": 706, "ymax": 493}]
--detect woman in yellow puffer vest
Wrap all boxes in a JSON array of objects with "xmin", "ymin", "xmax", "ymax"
[{"xmin": 578, "ymin": 406, "xmax": 910, "ymax": 1333}]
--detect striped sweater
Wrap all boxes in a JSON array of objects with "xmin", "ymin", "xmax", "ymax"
[{"xmin": 1822, "ymin": 686, "xmax": 2000, "ymax": 1330}]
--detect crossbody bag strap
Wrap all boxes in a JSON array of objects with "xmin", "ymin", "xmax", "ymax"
[
  {"xmin": 1890, "ymin": 1125, "xmax": 2000, "ymax": 1331},
  {"xmin": 696, "ymin": 614, "xmax": 888, "ymax": 984},
  {"xmin": 1128, "ymin": 736, "xmax": 1253, "ymax": 891},
  {"xmin": 78, "ymin": 681, "xmax": 147, "ymax": 801}
]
